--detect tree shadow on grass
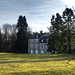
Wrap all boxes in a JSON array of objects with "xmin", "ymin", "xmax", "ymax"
[
  {"xmin": 19, "ymin": 54, "xmax": 75, "ymax": 59},
  {"xmin": 0, "ymin": 56, "xmax": 75, "ymax": 64},
  {"xmin": 9, "ymin": 69, "xmax": 75, "ymax": 75},
  {"xmin": 0, "ymin": 54, "xmax": 75, "ymax": 64},
  {"xmin": 9, "ymin": 71, "xmax": 53, "ymax": 75}
]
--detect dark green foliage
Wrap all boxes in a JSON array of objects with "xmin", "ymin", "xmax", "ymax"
[
  {"xmin": 48, "ymin": 13, "xmax": 64, "ymax": 53},
  {"xmin": 63, "ymin": 8, "xmax": 74, "ymax": 54},
  {"xmin": 1, "ymin": 33, "xmax": 11, "ymax": 52},
  {"xmin": 70, "ymin": 25, "xmax": 75, "ymax": 53},
  {"xmin": 0, "ymin": 16, "xmax": 31, "ymax": 53},
  {"xmin": 63, "ymin": 8, "xmax": 74, "ymax": 21},
  {"xmin": 47, "ymin": 34, "xmax": 54, "ymax": 52},
  {"xmin": 51, "ymin": 13, "xmax": 63, "ymax": 31},
  {"xmin": 0, "ymin": 24, "xmax": 17, "ymax": 52},
  {"xmin": 17, "ymin": 16, "xmax": 28, "ymax": 31},
  {"xmin": 10, "ymin": 33, "xmax": 16, "ymax": 52},
  {"xmin": 48, "ymin": 8, "xmax": 75, "ymax": 54},
  {"xmin": 14, "ymin": 15, "xmax": 28, "ymax": 53},
  {"xmin": 0, "ymin": 28, "xmax": 2, "ymax": 51}
]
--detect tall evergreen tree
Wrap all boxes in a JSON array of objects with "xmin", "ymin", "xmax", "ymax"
[
  {"xmin": 48, "ymin": 7, "xmax": 75, "ymax": 54},
  {"xmin": 15, "ymin": 15, "xmax": 28, "ymax": 53},
  {"xmin": 48, "ymin": 13, "xmax": 64, "ymax": 53},
  {"xmin": 63, "ymin": 8, "xmax": 74, "ymax": 54}
]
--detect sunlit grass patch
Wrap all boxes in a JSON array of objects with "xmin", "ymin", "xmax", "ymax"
[{"xmin": 0, "ymin": 53, "xmax": 75, "ymax": 75}]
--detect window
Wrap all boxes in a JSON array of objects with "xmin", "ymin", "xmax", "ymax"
[
  {"xmin": 41, "ymin": 39, "xmax": 43, "ymax": 42},
  {"xmin": 31, "ymin": 50, "xmax": 33, "ymax": 54},
  {"xmin": 36, "ymin": 35, "xmax": 38, "ymax": 38},
  {"xmin": 45, "ymin": 50, "xmax": 47, "ymax": 52},
  {"xmin": 35, "ymin": 50, "xmax": 38, "ymax": 54},
  {"xmin": 52, "ymin": 50, "xmax": 54, "ymax": 53},
  {"xmin": 31, "ymin": 44, "xmax": 33, "ymax": 49},
  {"xmin": 35, "ymin": 39, "xmax": 38, "ymax": 43},
  {"xmin": 41, "ymin": 45, "xmax": 44, "ymax": 49},
  {"xmin": 47, "ymin": 39, "xmax": 49, "ymax": 42},
  {"xmin": 30, "ymin": 39, "xmax": 33, "ymax": 43},
  {"xmin": 55, "ymin": 51, "xmax": 57, "ymax": 54},
  {"xmin": 46, "ymin": 45, "xmax": 48, "ymax": 49},
  {"xmin": 35, "ymin": 44, "xmax": 38, "ymax": 49},
  {"xmin": 41, "ymin": 50, "xmax": 44, "ymax": 54}
]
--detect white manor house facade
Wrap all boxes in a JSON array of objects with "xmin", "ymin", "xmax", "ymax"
[{"xmin": 28, "ymin": 31, "xmax": 49, "ymax": 54}]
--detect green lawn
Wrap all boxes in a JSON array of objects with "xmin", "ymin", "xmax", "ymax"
[{"xmin": 0, "ymin": 53, "xmax": 75, "ymax": 75}]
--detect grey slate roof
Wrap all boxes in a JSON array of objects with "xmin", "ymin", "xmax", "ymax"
[
  {"xmin": 39, "ymin": 36, "xmax": 49, "ymax": 43},
  {"xmin": 29, "ymin": 32, "xmax": 49, "ymax": 43},
  {"xmin": 30, "ymin": 33, "xmax": 45, "ymax": 39}
]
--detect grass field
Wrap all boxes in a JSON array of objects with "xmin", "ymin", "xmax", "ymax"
[{"xmin": 0, "ymin": 53, "xmax": 75, "ymax": 75}]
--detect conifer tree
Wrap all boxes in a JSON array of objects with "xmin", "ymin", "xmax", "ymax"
[
  {"xmin": 15, "ymin": 15, "xmax": 28, "ymax": 53},
  {"xmin": 63, "ymin": 8, "xmax": 74, "ymax": 54},
  {"xmin": 48, "ymin": 8, "xmax": 75, "ymax": 54},
  {"xmin": 48, "ymin": 13, "xmax": 63, "ymax": 53}
]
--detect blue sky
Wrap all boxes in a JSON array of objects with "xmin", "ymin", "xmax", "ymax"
[{"xmin": 0, "ymin": 0, "xmax": 75, "ymax": 32}]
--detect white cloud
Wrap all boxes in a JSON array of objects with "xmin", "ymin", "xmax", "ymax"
[
  {"xmin": 29, "ymin": 23, "xmax": 49, "ymax": 32},
  {"xmin": 62, "ymin": 0, "xmax": 75, "ymax": 7},
  {"xmin": 0, "ymin": 0, "xmax": 66, "ymax": 32}
]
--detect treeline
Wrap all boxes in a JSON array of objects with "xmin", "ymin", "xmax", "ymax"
[
  {"xmin": 0, "ymin": 7, "xmax": 75, "ymax": 54},
  {"xmin": 48, "ymin": 8, "xmax": 75, "ymax": 54},
  {"xmin": 0, "ymin": 15, "xmax": 32, "ymax": 53}
]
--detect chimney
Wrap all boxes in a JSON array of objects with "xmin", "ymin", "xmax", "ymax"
[{"xmin": 40, "ymin": 30, "xmax": 43, "ymax": 34}]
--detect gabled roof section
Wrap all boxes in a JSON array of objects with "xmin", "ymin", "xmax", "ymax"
[
  {"xmin": 39, "ymin": 35, "xmax": 49, "ymax": 43},
  {"xmin": 29, "ymin": 30, "xmax": 50, "ymax": 40},
  {"xmin": 30, "ymin": 33, "xmax": 45, "ymax": 39}
]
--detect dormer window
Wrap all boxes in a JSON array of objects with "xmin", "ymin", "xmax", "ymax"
[{"xmin": 36, "ymin": 35, "xmax": 38, "ymax": 38}]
